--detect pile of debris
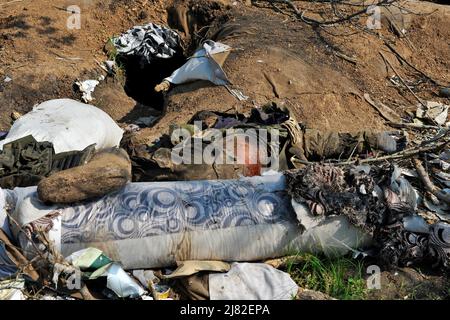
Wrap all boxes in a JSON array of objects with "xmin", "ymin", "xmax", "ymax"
[{"xmin": 1, "ymin": 13, "xmax": 449, "ymax": 300}]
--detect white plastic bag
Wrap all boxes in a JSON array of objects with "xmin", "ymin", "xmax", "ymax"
[
  {"xmin": 0, "ymin": 99, "xmax": 123, "ymax": 154},
  {"xmin": 165, "ymin": 40, "xmax": 231, "ymax": 86}
]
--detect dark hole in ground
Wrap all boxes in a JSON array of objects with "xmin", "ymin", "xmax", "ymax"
[{"xmin": 117, "ymin": 52, "xmax": 186, "ymax": 111}]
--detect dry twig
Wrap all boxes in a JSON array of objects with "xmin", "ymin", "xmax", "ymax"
[
  {"xmin": 379, "ymin": 51, "xmax": 427, "ymax": 109},
  {"xmin": 413, "ymin": 159, "xmax": 450, "ymax": 205}
]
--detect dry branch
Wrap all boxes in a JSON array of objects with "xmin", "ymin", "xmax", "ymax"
[{"xmin": 413, "ymin": 159, "xmax": 450, "ymax": 205}]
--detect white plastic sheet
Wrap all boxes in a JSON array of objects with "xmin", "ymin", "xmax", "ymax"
[
  {"xmin": 165, "ymin": 40, "xmax": 231, "ymax": 86},
  {"xmin": 209, "ymin": 263, "xmax": 298, "ymax": 300},
  {"xmin": 0, "ymin": 99, "xmax": 123, "ymax": 154}
]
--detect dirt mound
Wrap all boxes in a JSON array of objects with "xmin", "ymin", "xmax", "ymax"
[
  {"xmin": 0, "ymin": 0, "xmax": 449, "ymax": 140},
  {"xmin": 128, "ymin": 0, "xmax": 450, "ymax": 145}
]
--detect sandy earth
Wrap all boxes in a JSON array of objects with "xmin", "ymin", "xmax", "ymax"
[{"xmin": 0, "ymin": 0, "xmax": 449, "ymax": 299}]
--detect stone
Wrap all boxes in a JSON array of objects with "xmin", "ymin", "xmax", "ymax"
[{"xmin": 296, "ymin": 288, "xmax": 336, "ymax": 300}]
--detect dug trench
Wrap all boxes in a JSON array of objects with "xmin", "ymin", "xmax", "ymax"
[
  {"xmin": 114, "ymin": 48, "xmax": 186, "ymax": 114},
  {"xmin": 95, "ymin": 0, "xmax": 230, "ymax": 124}
]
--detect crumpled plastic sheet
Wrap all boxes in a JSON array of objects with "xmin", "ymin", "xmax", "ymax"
[
  {"xmin": 286, "ymin": 164, "xmax": 450, "ymax": 269},
  {"xmin": 75, "ymin": 80, "xmax": 100, "ymax": 103},
  {"xmin": 89, "ymin": 262, "xmax": 145, "ymax": 298},
  {"xmin": 209, "ymin": 262, "xmax": 298, "ymax": 300},
  {"xmin": 165, "ymin": 40, "xmax": 231, "ymax": 86},
  {"xmin": 112, "ymin": 23, "xmax": 180, "ymax": 63},
  {"xmin": 416, "ymin": 101, "xmax": 449, "ymax": 126},
  {"xmin": 0, "ymin": 279, "xmax": 25, "ymax": 300}
]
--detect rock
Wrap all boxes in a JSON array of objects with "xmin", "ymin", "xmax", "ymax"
[
  {"xmin": 296, "ymin": 288, "xmax": 336, "ymax": 300},
  {"xmin": 37, "ymin": 148, "xmax": 131, "ymax": 204}
]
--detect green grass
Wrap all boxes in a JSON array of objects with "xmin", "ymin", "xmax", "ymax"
[
  {"xmin": 106, "ymin": 37, "xmax": 119, "ymax": 62},
  {"xmin": 286, "ymin": 253, "xmax": 368, "ymax": 300},
  {"xmin": 103, "ymin": 36, "xmax": 128, "ymax": 86}
]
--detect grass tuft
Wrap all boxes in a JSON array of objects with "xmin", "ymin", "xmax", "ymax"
[{"xmin": 286, "ymin": 253, "xmax": 368, "ymax": 300}]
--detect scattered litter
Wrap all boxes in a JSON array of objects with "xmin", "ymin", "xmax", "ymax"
[
  {"xmin": 164, "ymin": 260, "xmax": 231, "ymax": 279},
  {"xmin": 0, "ymin": 279, "xmax": 25, "ymax": 300},
  {"xmin": 112, "ymin": 23, "xmax": 180, "ymax": 63},
  {"xmin": 135, "ymin": 116, "xmax": 158, "ymax": 127},
  {"xmin": 132, "ymin": 270, "xmax": 158, "ymax": 289},
  {"xmin": 76, "ymin": 79, "xmax": 100, "ymax": 102},
  {"xmin": 155, "ymin": 40, "xmax": 231, "ymax": 91},
  {"xmin": 416, "ymin": 101, "xmax": 449, "ymax": 126},
  {"xmin": 103, "ymin": 60, "xmax": 116, "ymax": 74},
  {"xmin": 226, "ymin": 86, "xmax": 249, "ymax": 101},
  {"xmin": 153, "ymin": 284, "xmax": 171, "ymax": 299},
  {"xmin": 90, "ymin": 262, "xmax": 145, "ymax": 298},
  {"xmin": 10, "ymin": 111, "xmax": 22, "ymax": 121},
  {"xmin": 0, "ymin": 242, "xmax": 17, "ymax": 280},
  {"xmin": 76, "ymin": 80, "xmax": 99, "ymax": 102},
  {"xmin": 0, "ymin": 135, "xmax": 95, "ymax": 189},
  {"xmin": 3, "ymin": 76, "xmax": 12, "ymax": 83},
  {"xmin": 439, "ymin": 87, "xmax": 450, "ymax": 98},
  {"xmin": 209, "ymin": 263, "xmax": 298, "ymax": 300},
  {"xmin": 66, "ymin": 247, "xmax": 145, "ymax": 298},
  {"xmin": 286, "ymin": 164, "xmax": 450, "ymax": 269},
  {"xmin": 0, "ymin": 99, "xmax": 123, "ymax": 154},
  {"xmin": 0, "ymin": 228, "xmax": 39, "ymax": 281},
  {"xmin": 424, "ymin": 194, "xmax": 450, "ymax": 222},
  {"xmin": 66, "ymin": 247, "xmax": 112, "ymax": 269},
  {"xmin": 123, "ymin": 123, "xmax": 141, "ymax": 133}
]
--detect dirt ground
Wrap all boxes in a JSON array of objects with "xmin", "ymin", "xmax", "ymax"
[{"xmin": 0, "ymin": 0, "xmax": 449, "ymax": 299}]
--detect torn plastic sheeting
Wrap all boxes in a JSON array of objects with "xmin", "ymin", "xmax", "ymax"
[
  {"xmin": 416, "ymin": 101, "xmax": 449, "ymax": 126},
  {"xmin": 164, "ymin": 40, "xmax": 231, "ymax": 87},
  {"xmin": 132, "ymin": 270, "xmax": 157, "ymax": 289},
  {"xmin": 65, "ymin": 247, "xmax": 112, "ymax": 270},
  {"xmin": 403, "ymin": 215, "xmax": 430, "ymax": 234},
  {"xmin": 76, "ymin": 80, "xmax": 100, "ymax": 103},
  {"xmin": 0, "ymin": 279, "xmax": 25, "ymax": 300},
  {"xmin": 291, "ymin": 200, "xmax": 372, "ymax": 257},
  {"xmin": 112, "ymin": 23, "xmax": 180, "ymax": 62},
  {"xmin": 89, "ymin": 262, "xmax": 145, "ymax": 298},
  {"xmin": 66, "ymin": 247, "xmax": 144, "ymax": 298},
  {"xmin": 7, "ymin": 173, "xmax": 370, "ymax": 270},
  {"xmin": 0, "ymin": 99, "xmax": 124, "ymax": 154},
  {"xmin": 423, "ymin": 191, "xmax": 450, "ymax": 223},
  {"xmin": 164, "ymin": 260, "xmax": 231, "ymax": 279},
  {"xmin": 7, "ymin": 188, "xmax": 62, "ymax": 257},
  {"xmin": 0, "ymin": 213, "xmax": 40, "ymax": 282},
  {"xmin": 209, "ymin": 263, "xmax": 298, "ymax": 300}
]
